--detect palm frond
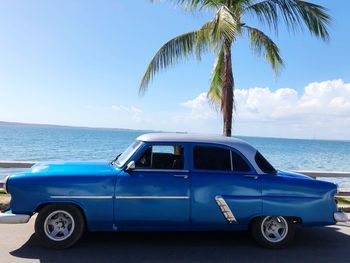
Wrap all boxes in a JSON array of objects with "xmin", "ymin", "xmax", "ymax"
[
  {"xmin": 170, "ymin": 0, "xmax": 206, "ymax": 9},
  {"xmin": 212, "ymin": 6, "xmax": 239, "ymax": 50},
  {"xmin": 195, "ymin": 21, "xmax": 215, "ymax": 57},
  {"xmin": 155, "ymin": 0, "xmax": 220, "ymax": 10},
  {"xmin": 244, "ymin": 0, "xmax": 279, "ymax": 33},
  {"xmin": 215, "ymin": 0, "xmax": 255, "ymax": 13},
  {"xmin": 244, "ymin": 0, "xmax": 331, "ymax": 40},
  {"xmin": 244, "ymin": 25, "xmax": 283, "ymax": 72},
  {"xmin": 139, "ymin": 23, "xmax": 213, "ymax": 94},
  {"xmin": 208, "ymin": 45, "xmax": 225, "ymax": 107},
  {"xmin": 296, "ymin": 0, "xmax": 331, "ymax": 40}
]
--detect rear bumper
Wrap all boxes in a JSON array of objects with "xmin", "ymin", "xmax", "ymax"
[
  {"xmin": 0, "ymin": 210, "xmax": 31, "ymax": 224},
  {"xmin": 334, "ymin": 212, "xmax": 348, "ymax": 222}
]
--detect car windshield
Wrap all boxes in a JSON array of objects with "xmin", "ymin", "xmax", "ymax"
[{"xmin": 114, "ymin": 140, "xmax": 142, "ymax": 168}]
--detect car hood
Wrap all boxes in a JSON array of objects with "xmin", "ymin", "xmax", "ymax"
[
  {"xmin": 276, "ymin": 170, "xmax": 313, "ymax": 180},
  {"xmin": 27, "ymin": 161, "xmax": 118, "ymax": 176}
]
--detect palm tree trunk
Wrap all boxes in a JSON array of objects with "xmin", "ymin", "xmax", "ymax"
[{"xmin": 221, "ymin": 44, "xmax": 234, "ymax": 137}]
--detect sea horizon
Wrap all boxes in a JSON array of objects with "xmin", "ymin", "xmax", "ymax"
[{"xmin": 1, "ymin": 120, "xmax": 349, "ymax": 143}]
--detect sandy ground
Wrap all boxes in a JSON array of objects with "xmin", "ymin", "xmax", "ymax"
[
  {"xmin": 0, "ymin": 215, "xmax": 350, "ymax": 263},
  {"xmin": 0, "ymin": 194, "xmax": 10, "ymax": 211}
]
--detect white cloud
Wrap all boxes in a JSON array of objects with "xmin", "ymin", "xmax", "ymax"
[
  {"xmin": 83, "ymin": 79, "xmax": 350, "ymax": 139},
  {"xmin": 235, "ymin": 79, "xmax": 350, "ymax": 121},
  {"xmin": 178, "ymin": 79, "xmax": 350, "ymax": 139},
  {"xmin": 179, "ymin": 92, "xmax": 217, "ymax": 120},
  {"xmin": 235, "ymin": 87, "xmax": 299, "ymax": 120},
  {"xmin": 180, "ymin": 92, "xmax": 208, "ymax": 110}
]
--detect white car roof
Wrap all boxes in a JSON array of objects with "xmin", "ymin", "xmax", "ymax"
[{"xmin": 136, "ymin": 133, "xmax": 264, "ymax": 174}]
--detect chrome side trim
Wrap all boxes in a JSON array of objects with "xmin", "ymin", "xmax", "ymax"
[
  {"xmin": 131, "ymin": 169, "xmax": 190, "ymax": 173},
  {"xmin": 334, "ymin": 211, "xmax": 349, "ymax": 222},
  {"xmin": 243, "ymin": 174, "xmax": 258, "ymax": 179},
  {"xmin": 50, "ymin": 196, "xmax": 113, "ymax": 199},
  {"xmin": 173, "ymin": 174, "xmax": 189, "ymax": 179},
  {"xmin": 50, "ymin": 195, "xmax": 190, "ymax": 200},
  {"xmin": 215, "ymin": 195, "xmax": 238, "ymax": 224},
  {"xmin": 0, "ymin": 212, "xmax": 31, "ymax": 224},
  {"xmin": 115, "ymin": 195, "xmax": 189, "ymax": 199},
  {"xmin": 3, "ymin": 175, "xmax": 10, "ymax": 194}
]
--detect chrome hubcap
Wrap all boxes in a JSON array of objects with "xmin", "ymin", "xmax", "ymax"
[
  {"xmin": 44, "ymin": 210, "xmax": 75, "ymax": 241},
  {"xmin": 261, "ymin": 216, "xmax": 288, "ymax": 243}
]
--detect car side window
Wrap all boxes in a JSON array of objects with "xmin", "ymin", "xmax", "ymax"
[
  {"xmin": 193, "ymin": 145, "xmax": 251, "ymax": 172},
  {"xmin": 193, "ymin": 146, "xmax": 231, "ymax": 171},
  {"xmin": 231, "ymin": 151, "xmax": 251, "ymax": 172},
  {"xmin": 135, "ymin": 145, "xmax": 184, "ymax": 170},
  {"xmin": 255, "ymin": 151, "xmax": 276, "ymax": 174}
]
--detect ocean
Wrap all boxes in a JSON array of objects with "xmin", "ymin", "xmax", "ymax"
[{"xmin": 1, "ymin": 122, "xmax": 350, "ymax": 188}]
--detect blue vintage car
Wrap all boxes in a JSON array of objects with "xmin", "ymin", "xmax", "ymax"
[{"xmin": 0, "ymin": 133, "xmax": 348, "ymax": 249}]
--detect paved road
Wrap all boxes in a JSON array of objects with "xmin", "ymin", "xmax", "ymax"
[{"xmin": 0, "ymin": 216, "xmax": 350, "ymax": 263}]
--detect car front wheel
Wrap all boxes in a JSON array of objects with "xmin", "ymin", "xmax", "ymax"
[
  {"xmin": 250, "ymin": 216, "xmax": 295, "ymax": 248},
  {"xmin": 35, "ymin": 203, "xmax": 85, "ymax": 249}
]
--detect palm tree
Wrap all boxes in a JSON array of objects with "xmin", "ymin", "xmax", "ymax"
[{"xmin": 140, "ymin": 0, "xmax": 331, "ymax": 136}]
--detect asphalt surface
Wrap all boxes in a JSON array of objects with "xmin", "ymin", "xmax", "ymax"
[{"xmin": 1, "ymin": 216, "xmax": 350, "ymax": 263}]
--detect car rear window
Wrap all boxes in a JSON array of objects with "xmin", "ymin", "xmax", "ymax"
[
  {"xmin": 231, "ymin": 151, "xmax": 251, "ymax": 172},
  {"xmin": 194, "ymin": 146, "xmax": 231, "ymax": 171},
  {"xmin": 193, "ymin": 146, "xmax": 251, "ymax": 172},
  {"xmin": 255, "ymin": 151, "xmax": 276, "ymax": 174}
]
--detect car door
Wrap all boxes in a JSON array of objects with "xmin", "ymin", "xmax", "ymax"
[
  {"xmin": 115, "ymin": 143, "xmax": 190, "ymax": 229},
  {"xmin": 190, "ymin": 144, "xmax": 262, "ymax": 228}
]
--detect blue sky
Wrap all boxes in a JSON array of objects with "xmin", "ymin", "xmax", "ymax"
[{"xmin": 0, "ymin": 0, "xmax": 350, "ymax": 139}]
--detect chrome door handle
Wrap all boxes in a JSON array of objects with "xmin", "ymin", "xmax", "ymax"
[
  {"xmin": 173, "ymin": 174, "xmax": 189, "ymax": 179},
  {"xmin": 244, "ymin": 174, "xmax": 258, "ymax": 179}
]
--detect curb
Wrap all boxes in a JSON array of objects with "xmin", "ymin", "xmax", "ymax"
[{"xmin": 340, "ymin": 207, "xmax": 350, "ymax": 213}]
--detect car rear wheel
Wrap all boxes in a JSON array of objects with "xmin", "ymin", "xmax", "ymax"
[
  {"xmin": 250, "ymin": 216, "xmax": 295, "ymax": 248},
  {"xmin": 35, "ymin": 203, "xmax": 85, "ymax": 249}
]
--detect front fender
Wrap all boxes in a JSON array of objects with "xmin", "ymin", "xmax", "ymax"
[{"xmin": 8, "ymin": 172, "xmax": 117, "ymax": 231}]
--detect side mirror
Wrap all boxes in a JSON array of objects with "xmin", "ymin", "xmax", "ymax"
[{"xmin": 125, "ymin": 161, "xmax": 135, "ymax": 172}]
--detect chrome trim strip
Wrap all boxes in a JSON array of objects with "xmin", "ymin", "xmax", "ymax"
[
  {"xmin": 173, "ymin": 174, "xmax": 189, "ymax": 179},
  {"xmin": 50, "ymin": 196, "xmax": 113, "ymax": 199},
  {"xmin": 215, "ymin": 195, "xmax": 238, "ymax": 224},
  {"xmin": 131, "ymin": 169, "xmax": 190, "ymax": 173},
  {"xmin": 334, "ymin": 211, "xmax": 349, "ymax": 222},
  {"xmin": 0, "ymin": 212, "xmax": 31, "ymax": 224},
  {"xmin": 3, "ymin": 175, "xmax": 9, "ymax": 194},
  {"xmin": 243, "ymin": 174, "xmax": 258, "ymax": 179},
  {"xmin": 115, "ymin": 195, "xmax": 189, "ymax": 199}
]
